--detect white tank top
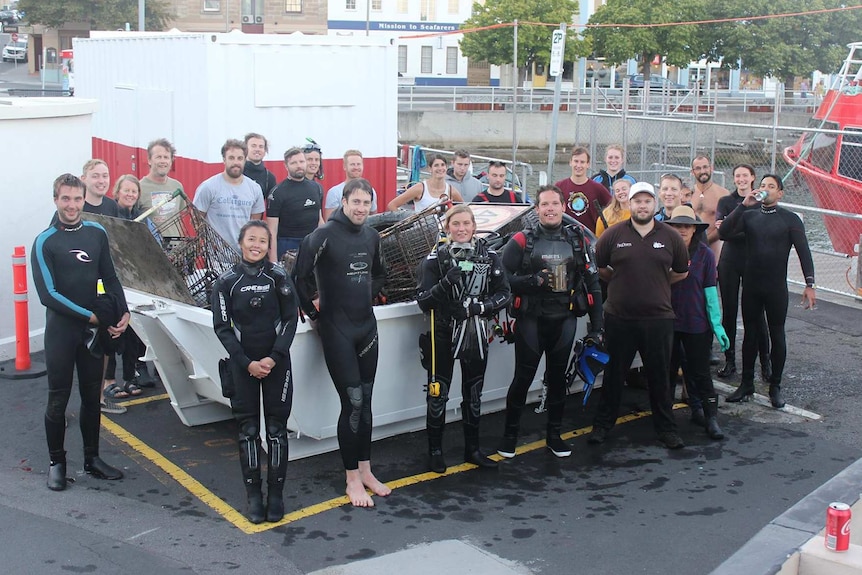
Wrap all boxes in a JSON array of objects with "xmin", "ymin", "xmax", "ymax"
[{"xmin": 413, "ymin": 180, "xmax": 450, "ymax": 212}]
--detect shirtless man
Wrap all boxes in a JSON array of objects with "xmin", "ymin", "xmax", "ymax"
[{"xmin": 691, "ymin": 156, "xmax": 730, "ymax": 262}]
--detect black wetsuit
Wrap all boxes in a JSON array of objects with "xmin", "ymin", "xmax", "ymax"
[
  {"xmin": 32, "ymin": 220, "xmax": 128, "ymax": 465},
  {"xmin": 244, "ymin": 161, "xmax": 276, "ymax": 205},
  {"xmin": 212, "ymin": 258, "xmax": 298, "ymax": 497},
  {"xmin": 719, "ymin": 203, "xmax": 815, "ymax": 387},
  {"xmin": 501, "ymin": 223, "xmax": 603, "ymax": 440},
  {"xmin": 715, "ymin": 191, "xmax": 769, "ymax": 365},
  {"xmin": 416, "ymin": 240, "xmax": 510, "ymax": 456},
  {"xmin": 294, "ymin": 208, "xmax": 385, "ymax": 470}
]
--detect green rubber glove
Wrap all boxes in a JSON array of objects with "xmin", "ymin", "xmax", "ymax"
[{"xmin": 704, "ymin": 286, "xmax": 730, "ymax": 351}]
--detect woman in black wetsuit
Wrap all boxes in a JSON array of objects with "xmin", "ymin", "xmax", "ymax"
[
  {"xmin": 416, "ymin": 205, "xmax": 511, "ymax": 473},
  {"xmin": 714, "ymin": 164, "xmax": 770, "ymax": 380},
  {"xmin": 293, "ymin": 178, "xmax": 391, "ymax": 508},
  {"xmin": 718, "ymin": 174, "xmax": 816, "ymax": 408},
  {"xmin": 212, "ymin": 220, "xmax": 298, "ymax": 524}
]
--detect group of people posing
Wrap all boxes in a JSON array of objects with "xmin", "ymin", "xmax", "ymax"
[{"xmin": 31, "ymin": 138, "xmax": 816, "ymax": 529}]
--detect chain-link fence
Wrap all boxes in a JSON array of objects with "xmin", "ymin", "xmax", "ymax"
[{"xmin": 569, "ymin": 111, "xmax": 862, "ymax": 299}]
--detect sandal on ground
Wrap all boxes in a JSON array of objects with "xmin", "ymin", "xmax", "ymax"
[
  {"xmin": 122, "ymin": 379, "xmax": 143, "ymax": 396},
  {"xmin": 104, "ymin": 383, "xmax": 130, "ymax": 400}
]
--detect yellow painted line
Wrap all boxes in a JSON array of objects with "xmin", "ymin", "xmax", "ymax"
[
  {"xmin": 99, "ymin": 417, "xmax": 261, "ymax": 534},
  {"xmin": 120, "ymin": 393, "xmax": 170, "ymax": 407},
  {"xmin": 101, "ymin": 403, "xmax": 688, "ymax": 533}
]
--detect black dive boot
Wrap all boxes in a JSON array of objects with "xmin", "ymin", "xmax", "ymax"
[
  {"xmin": 717, "ymin": 350, "xmax": 736, "ymax": 378},
  {"xmin": 725, "ymin": 380, "xmax": 755, "ymax": 403},
  {"xmin": 463, "ymin": 402, "xmax": 496, "ymax": 468},
  {"xmin": 768, "ymin": 383, "xmax": 786, "ymax": 409},
  {"xmin": 239, "ymin": 436, "xmax": 265, "ymax": 524},
  {"xmin": 689, "ymin": 405, "xmax": 706, "ymax": 427},
  {"xmin": 428, "ymin": 430, "xmax": 447, "ymax": 474},
  {"xmin": 47, "ymin": 451, "xmax": 67, "ymax": 491},
  {"xmin": 266, "ymin": 431, "xmax": 288, "ymax": 522},
  {"xmin": 545, "ymin": 402, "xmax": 572, "ymax": 458},
  {"xmin": 497, "ymin": 407, "xmax": 522, "ymax": 459},
  {"xmin": 703, "ymin": 395, "xmax": 725, "ymax": 440},
  {"xmin": 761, "ymin": 358, "xmax": 773, "ymax": 382}
]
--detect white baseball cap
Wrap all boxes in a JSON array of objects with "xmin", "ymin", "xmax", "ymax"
[{"xmin": 628, "ymin": 182, "xmax": 656, "ymax": 200}]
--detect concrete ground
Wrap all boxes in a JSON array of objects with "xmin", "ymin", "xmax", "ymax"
[{"xmin": 1, "ymin": 290, "xmax": 861, "ymax": 574}]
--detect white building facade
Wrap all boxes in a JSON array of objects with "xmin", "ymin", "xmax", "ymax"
[{"xmin": 327, "ymin": 0, "xmax": 500, "ymax": 86}]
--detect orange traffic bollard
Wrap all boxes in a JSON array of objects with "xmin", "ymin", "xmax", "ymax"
[{"xmin": 0, "ymin": 246, "xmax": 47, "ymax": 380}]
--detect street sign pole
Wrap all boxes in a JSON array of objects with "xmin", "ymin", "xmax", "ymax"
[{"xmin": 547, "ymin": 23, "xmax": 567, "ymax": 178}]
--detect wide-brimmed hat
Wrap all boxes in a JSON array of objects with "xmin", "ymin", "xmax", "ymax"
[{"xmin": 666, "ymin": 205, "xmax": 708, "ymax": 231}]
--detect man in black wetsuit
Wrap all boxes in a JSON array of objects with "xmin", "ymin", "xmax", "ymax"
[
  {"xmin": 719, "ymin": 174, "xmax": 816, "ymax": 408},
  {"xmin": 267, "ymin": 147, "xmax": 324, "ymax": 261},
  {"xmin": 294, "ymin": 178, "xmax": 390, "ymax": 508},
  {"xmin": 32, "ymin": 173, "xmax": 130, "ymax": 491},
  {"xmin": 714, "ymin": 164, "xmax": 771, "ymax": 379},
  {"xmin": 243, "ymin": 132, "xmax": 277, "ymax": 204},
  {"xmin": 498, "ymin": 185, "xmax": 604, "ymax": 459}
]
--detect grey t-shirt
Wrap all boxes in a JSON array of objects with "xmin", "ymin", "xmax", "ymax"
[
  {"xmin": 193, "ymin": 174, "xmax": 265, "ymax": 251},
  {"xmin": 446, "ymin": 173, "xmax": 483, "ymax": 202},
  {"xmin": 324, "ymin": 181, "xmax": 378, "ymax": 212}
]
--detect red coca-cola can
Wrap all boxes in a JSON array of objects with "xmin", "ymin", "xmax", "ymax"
[{"xmin": 825, "ymin": 502, "xmax": 851, "ymax": 552}]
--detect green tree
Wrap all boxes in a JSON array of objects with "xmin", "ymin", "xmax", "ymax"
[
  {"xmin": 459, "ymin": 0, "xmax": 588, "ymax": 75},
  {"xmin": 586, "ymin": 0, "xmax": 704, "ymax": 82},
  {"xmin": 18, "ymin": 0, "xmax": 172, "ymax": 31},
  {"xmin": 699, "ymin": 0, "xmax": 859, "ymax": 89}
]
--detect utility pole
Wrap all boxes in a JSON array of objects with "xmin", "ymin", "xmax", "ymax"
[
  {"xmin": 546, "ymin": 23, "xmax": 566, "ymax": 177},
  {"xmin": 511, "ymin": 19, "xmax": 518, "ymax": 170},
  {"xmin": 138, "ymin": 0, "xmax": 145, "ymax": 31}
]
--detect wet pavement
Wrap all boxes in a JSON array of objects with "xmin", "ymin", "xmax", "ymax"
[{"xmin": 1, "ymin": 291, "xmax": 861, "ymax": 574}]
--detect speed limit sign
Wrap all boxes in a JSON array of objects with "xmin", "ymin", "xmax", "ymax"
[{"xmin": 11, "ymin": 33, "xmax": 19, "ymax": 42}]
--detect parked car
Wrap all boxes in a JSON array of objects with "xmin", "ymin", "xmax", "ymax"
[
  {"xmin": 2, "ymin": 38, "xmax": 26, "ymax": 62},
  {"xmin": 0, "ymin": 9, "xmax": 18, "ymax": 25},
  {"xmin": 616, "ymin": 74, "xmax": 687, "ymax": 92}
]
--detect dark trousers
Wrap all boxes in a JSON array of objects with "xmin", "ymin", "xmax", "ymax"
[
  {"xmin": 105, "ymin": 327, "xmax": 144, "ymax": 382},
  {"xmin": 593, "ymin": 314, "xmax": 677, "ymax": 434},
  {"xmin": 672, "ymin": 331, "xmax": 716, "ymax": 403},
  {"xmin": 741, "ymin": 285, "xmax": 788, "ymax": 385},
  {"xmin": 44, "ymin": 314, "xmax": 104, "ymax": 462},
  {"xmin": 718, "ymin": 256, "xmax": 770, "ymax": 360}
]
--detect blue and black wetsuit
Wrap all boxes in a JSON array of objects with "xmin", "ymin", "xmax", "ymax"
[
  {"xmin": 293, "ymin": 207, "xmax": 385, "ymax": 471},
  {"xmin": 719, "ymin": 203, "xmax": 815, "ymax": 388},
  {"xmin": 212, "ymin": 258, "xmax": 298, "ymax": 507},
  {"xmin": 32, "ymin": 220, "xmax": 128, "ymax": 465}
]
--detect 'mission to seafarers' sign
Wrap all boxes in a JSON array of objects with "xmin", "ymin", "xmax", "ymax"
[{"xmin": 327, "ymin": 20, "xmax": 460, "ymax": 33}]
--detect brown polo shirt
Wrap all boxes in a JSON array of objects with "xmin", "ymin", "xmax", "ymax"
[{"xmin": 595, "ymin": 219, "xmax": 689, "ymax": 320}]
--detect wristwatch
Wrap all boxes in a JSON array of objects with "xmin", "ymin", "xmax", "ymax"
[{"xmin": 806, "ymin": 283, "xmax": 816, "ymax": 289}]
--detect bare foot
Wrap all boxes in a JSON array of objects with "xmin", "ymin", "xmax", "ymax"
[
  {"xmin": 358, "ymin": 461, "xmax": 391, "ymax": 497},
  {"xmin": 345, "ymin": 470, "xmax": 374, "ymax": 507}
]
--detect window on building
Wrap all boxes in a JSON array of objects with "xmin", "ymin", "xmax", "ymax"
[
  {"xmin": 448, "ymin": 0, "xmax": 459, "ymax": 14},
  {"xmin": 346, "ymin": 0, "xmax": 357, "ymax": 10},
  {"xmin": 397, "ymin": 0, "xmax": 409, "ymax": 13},
  {"xmin": 446, "ymin": 47, "xmax": 458, "ymax": 75},
  {"xmin": 285, "ymin": 0, "xmax": 302, "ymax": 12},
  {"xmin": 372, "ymin": 0, "xmax": 382, "ymax": 10},
  {"xmin": 420, "ymin": 0, "xmax": 436, "ymax": 21},
  {"xmin": 421, "ymin": 46, "xmax": 433, "ymax": 74},
  {"xmin": 398, "ymin": 46, "xmax": 408, "ymax": 74},
  {"xmin": 203, "ymin": 0, "xmax": 221, "ymax": 12}
]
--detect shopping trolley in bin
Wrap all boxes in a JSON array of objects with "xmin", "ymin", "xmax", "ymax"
[{"xmin": 134, "ymin": 189, "xmax": 239, "ymax": 308}]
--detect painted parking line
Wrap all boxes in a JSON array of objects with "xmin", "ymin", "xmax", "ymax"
[
  {"xmin": 120, "ymin": 393, "xmax": 170, "ymax": 407},
  {"xmin": 99, "ymin": 403, "xmax": 682, "ymax": 534}
]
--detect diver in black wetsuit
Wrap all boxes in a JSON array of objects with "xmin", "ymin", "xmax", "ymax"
[
  {"xmin": 293, "ymin": 178, "xmax": 391, "ymax": 508},
  {"xmin": 497, "ymin": 185, "xmax": 604, "ymax": 459},
  {"xmin": 32, "ymin": 173, "xmax": 130, "ymax": 492},
  {"xmin": 718, "ymin": 174, "xmax": 816, "ymax": 408},
  {"xmin": 714, "ymin": 164, "xmax": 771, "ymax": 380},
  {"xmin": 416, "ymin": 205, "xmax": 511, "ymax": 473},
  {"xmin": 212, "ymin": 220, "xmax": 298, "ymax": 524}
]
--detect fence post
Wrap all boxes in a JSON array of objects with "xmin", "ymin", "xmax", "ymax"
[{"xmin": 0, "ymin": 246, "xmax": 47, "ymax": 380}]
